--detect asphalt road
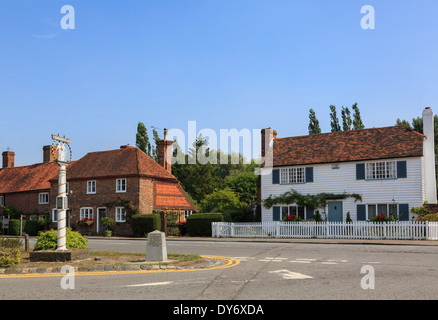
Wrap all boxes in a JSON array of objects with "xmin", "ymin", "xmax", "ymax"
[{"xmin": 2, "ymin": 237, "xmax": 438, "ymax": 304}]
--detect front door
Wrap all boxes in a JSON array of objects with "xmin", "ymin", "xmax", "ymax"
[
  {"xmin": 328, "ymin": 201, "xmax": 343, "ymax": 222},
  {"xmin": 97, "ymin": 208, "xmax": 106, "ymax": 233}
]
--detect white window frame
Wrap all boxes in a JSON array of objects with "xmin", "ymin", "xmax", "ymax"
[
  {"xmin": 87, "ymin": 180, "xmax": 96, "ymax": 194},
  {"xmin": 280, "ymin": 167, "xmax": 305, "ymax": 184},
  {"xmin": 115, "ymin": 207, "xmax": 126, "ymax": 222},
  {"xmin": 281, "ymin": 205, "xmax": 305, "ymax": 220},
  {"xmin": 38, "ymin": 192, "xmax": 49, "ymax": 204},
  {"xmin": 365, "ymin": 161, "xmax": 397, "ymax": 180},
  {"xmin": 0, "ymin": 196, "xmax": 4, "ymax": 207},
  {"xmin": 366, "ymin": 203, "xmax": 398, "ymax": 220},
  {"xmin": 80, "ymin": 207, "xmax": 94, "ymax": 220},
  {"xmin": 116, "ymin": 178, "xmax": 127, "ymax": 193},
  {"xmin": 52, "ymin": 208, "xmax": 58, "ymax": 222}
]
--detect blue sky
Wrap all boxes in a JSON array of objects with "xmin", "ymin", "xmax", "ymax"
[{"xmin": 1, "ymin": 0, "xmax": 438, "ymax": 166}]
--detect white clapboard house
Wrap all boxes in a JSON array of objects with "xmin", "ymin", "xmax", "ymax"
[{"xmin": 259, "ymin": 107, "xmax": 437, "ymax": 222}]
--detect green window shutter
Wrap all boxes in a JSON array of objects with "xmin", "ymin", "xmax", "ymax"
[
  {"xmin": 399, "ymin": 204, "xmax": 409, "ymax": 221},
  {"xmin": 356, "ymin": 164, "xmax": 365, "ymax": 180},
  {"xmin": 306, "ymin": 208, "xmax": 314, "ymax": 220},
  {"xmin": 397, "ymin": 161, "xmax": 407, "ymax": 178},
  {"xmin": 272, "ymin": 169, "xmax": 280, "ymax": 184},
  {"xmin": 305, "ymin": 167, "xmax": 314, "ymax": 183},
  {"xmin": 357, "ymin": 204, "xmax": 366, "ymax": 221},
  {"xmin": 273, "ymin": 206, "xmax": 281, "ymax": 221}
]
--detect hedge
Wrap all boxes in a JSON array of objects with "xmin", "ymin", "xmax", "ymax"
[
  {"xmin": 131, "ymin": 214, "xmax": 161, "ymax": 237},
  {"xmin": 186, "ymin": 213, "xmax": 224, "ymax": 237},
  {"xmin": 24, "ymin": 220, "xmax": 40, "ymax": 236},
  {"xmin": 8, "ymin": 219, "xmax": 24, "ymax": 236}
]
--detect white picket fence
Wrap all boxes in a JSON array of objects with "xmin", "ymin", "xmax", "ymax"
[{"xmin": 212, "ymin": 221, "xmax": 438, "ymax": 240}]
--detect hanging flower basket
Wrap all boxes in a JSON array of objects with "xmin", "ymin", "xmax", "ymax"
[{"xmin": 78, "ymin": 218, "xmax": 94, "ymax": 226}]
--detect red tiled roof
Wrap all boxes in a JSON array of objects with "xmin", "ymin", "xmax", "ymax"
[
  {"xmin": 0, "ymin": 162, "xmax": 59, "ymax": 194},
  {"xmin": 57, "ymin": 146, "xmax": 176, "ymax": 181},
  {"xmin": 273, "ymin": 126, "xmax": 425, "ymax": 167},
  {"xmin": 154, "ymin": 181, "xmax": 197, "ymax": 211}
]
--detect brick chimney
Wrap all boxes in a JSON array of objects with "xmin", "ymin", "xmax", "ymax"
[
  {"xmin": 423, "ymin": 107, "xmax": 437, "ymax": 203},
  {"xmin": 260, "ymin": 128, "xmax": 277, "ymax": 167},
  {"xmin": 156, "ymin": 128, "xmax": 173, "ymax": 173},
  {"xmin": 43, "ymin": 145, "xmax": 58, "ymax": 163},
  {"xmin": 2, "ymin": 151, "xmax": 15, "ymax": 168}
]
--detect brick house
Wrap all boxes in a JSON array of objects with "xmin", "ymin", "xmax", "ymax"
[
  {"xmin": 48, "ymin": 140, "xmax": 197, "ymax": 236},
  {"xmin": 0, "ymin": 146, "xmax": 59, "ymax": 219}
]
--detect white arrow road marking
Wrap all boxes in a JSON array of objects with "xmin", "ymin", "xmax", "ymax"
[
  {"xmin": 269, "ymin": 269, "xmax": 313, "ymax": 280},
  {"xmin": 125, "ymin": 281, "xmax": 174, "ymax": 287}
]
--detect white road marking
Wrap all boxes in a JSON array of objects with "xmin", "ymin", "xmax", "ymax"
[
  {"xmin": 290, "ymin": 260, "xmax": 311, "ymax": 263},
  {"xmin": 296, "ymin": 258, "xmax": 316, "ymax": 261},
  {"xmin": 125, "ymin": 281, "xmax": 173, "ymax": 287},
  {"xmin": 269, "ymin": 269, "xmax": 313, "ymax": 280}
]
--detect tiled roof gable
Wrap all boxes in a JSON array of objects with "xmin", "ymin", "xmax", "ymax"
[{"xmin": 63, "ymin": 146, "xmax": 176, "ymax": 181}]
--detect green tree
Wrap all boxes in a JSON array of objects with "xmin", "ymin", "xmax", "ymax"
[
  {"xmin": 329, "ymin": 105, "xmax": 341, "ymax": 132},
  {"xmin": 135, "ymin": 122, "xmax": 151, "ymax": 155},
  {"xmin": 341, "ymin": 106, "xmax": 352, "ymax": 131},
  {"xmin": 151, "ymin": 128, "xmax": 160, "ymax": 161},
  {"xmin": 308, "ymin": 109, "xmax": 321, "ymax": 135},
  {"xmin": 200, "ymin": 188, "xmax": 242, "ymax": 213},
  {"xmin": 224, "ymin": 171, "xmax": 258, "ymax": 207},
  {"xmin": 352, "ymin": 103, "xmax": 365, "ymax": 130}
]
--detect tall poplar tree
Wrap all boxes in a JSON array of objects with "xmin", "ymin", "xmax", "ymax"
[
  {"xmin": 136, "ymin": 122, "xmax": 151, "ymax": 155},
  {"xmin": 341, "ymin": 106, "xmax": 352, "ymax": 131},
  {"xmin": 329, "ymin": 105, "xmax": 341, "ymax": 132},
  {"xmin": 352, "ymin": 103, "xmax": 365, "ymax": 130},
  {"xmin": 308, "ymin": 109, "xmax": 321, "ymax": 135}
]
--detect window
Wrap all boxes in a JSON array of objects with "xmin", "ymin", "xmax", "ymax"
[
  {"xmin": 0, "ymin": 196, "xmax": 4, "ymax": 207},
  {"xmin": 366, "ymin": 161, "xmax": 397, "ymax": 180},
  {"xmin": 367, "ymin": 204, "xmax": 398, "ymax": 219},
  {"xmin": 52, "ymin": 209, "xmax": 58, "ymax": 222},
  {"xmin": 116, "ymin": 179, "xmax": 127, "ymax": 193},
  {"xmin": 115, "ymin": 207, "xmax": 126, "ymax": 222},
  {"xmin": 87, "ymin": 181, "xmax": 96, "ymax": 194},
  {"xmin": 280, "ymin": 167, "xmax": 305, "ymax": 184},
  {"xmin": 281, "ymin": 205, "xmax": 305, "ymax": 220},
  {"xmin": 38, "ymin": 192, "xmax": 49, "ymax": 204},
  {"xmin": 80, "ymin": 207, "xmax": 94, "ymax": 220}
]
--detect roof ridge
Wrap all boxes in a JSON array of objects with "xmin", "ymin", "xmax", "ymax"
[{"xmin": 274, "ymin": 125, "xmax": 422, "ymax": 140}]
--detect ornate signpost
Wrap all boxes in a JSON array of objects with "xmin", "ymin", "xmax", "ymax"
[{"xmin": 51, "ymin": 134, "xmax": 72, "ymax": 251}]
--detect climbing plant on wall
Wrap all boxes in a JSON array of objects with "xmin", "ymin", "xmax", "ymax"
[{"xmin": 263, "ymin": 189, "xmax": 362, "ymax": 211}]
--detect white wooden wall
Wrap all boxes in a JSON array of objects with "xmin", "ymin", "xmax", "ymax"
[{"xmin": 260, "ymin": 157, "xmax": 425, "ymax": 222}]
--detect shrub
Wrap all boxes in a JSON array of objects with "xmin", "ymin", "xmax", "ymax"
[
  {"xmin": 131, "ymin": 214, "xmax": 161, "ymax": 237},
  {"xmin": 101, "ymin": 217, "xmax": 115, "ymax": 231},
  {"xmin": 34, "ymin": 228, "xmax": 88, "ymax": 250},
  {"xmin": 416, "ymin": 213, "xmax": 438, "ymax": 222},
  {"xmin": 186, "ymin": 213, "xmax": 224, "ymax": 237},
  {"xmin": 0, "ymin": 237, "xmax": 22, "ymax": 268}
]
